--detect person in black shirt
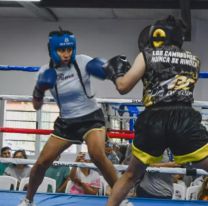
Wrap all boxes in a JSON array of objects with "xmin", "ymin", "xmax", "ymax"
[{"xmin": 106, "ymin": 15, "xmax": 208, "ymax": 206}]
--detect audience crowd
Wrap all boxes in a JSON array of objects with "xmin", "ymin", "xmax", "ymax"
[{"xmin": 0, "ymin": 145, "xmax": 207, "ymax": 201}]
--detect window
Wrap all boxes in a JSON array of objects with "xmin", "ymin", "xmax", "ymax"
[
  {"xmin": 1, "ymin": 99, "xmax": 77, "ymax": 158},
  {"xmin": 39, "ymin": 103, "xmax": 59, "ymax": 151},
  {"xmin": 3, "ymin": 100, "xmax": 37, "ymax": 155}
]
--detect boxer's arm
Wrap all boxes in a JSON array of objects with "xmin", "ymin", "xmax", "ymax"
[
  {"xmin": 103, "ymin": 55, "xmax": 131, "ymax": 83},
  {"xmin": 32, "ymin": 68, "xmax": 57, "ymax": 110},
  {"xmin": 115, "ymin": 52, "xmax": 146, "ymax": 94},
  {"xmin": 86, "ymin": 58, "xmax": 107, "ymax": 79},
  {"xmin": 32, "ymin": 97, "xmax": 43, "ymax": 110},
  {"xmin": 86, "ymin": 55, "xmax": 131, "ymax": 82}
]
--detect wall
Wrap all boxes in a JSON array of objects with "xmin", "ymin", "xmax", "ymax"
[{"xmin": 0, "ymin": 17, "xmax": 207, "ymax": 101}]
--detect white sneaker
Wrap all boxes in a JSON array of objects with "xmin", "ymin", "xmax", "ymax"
[
  {"xmin": 17, "ymin": 198, "xmax": 36, "ymax": 206},
  {"xmin": 120, "ymin": 199, "xmax": 134, "ymax": 206}
]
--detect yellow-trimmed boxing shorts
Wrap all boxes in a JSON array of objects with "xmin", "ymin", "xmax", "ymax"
[
  {"xmin": 132, "ymin": 102, "xmax": 208, "ymax": 165},
  {"xmin": 52, "ymin": 109, "xmax": 105, "ymax": 144}
]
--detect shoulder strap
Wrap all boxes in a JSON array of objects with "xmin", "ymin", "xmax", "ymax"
[
  {"xmin": 73, "ymin": 61, "xmax": 93, "ymax": 99},
  {"xmin": 54, "ymin": 84, "xmax": 62, "ymax": 117},
  {"xmin": 49, "ymin": 59, "xmax": 62, "ymax": 117}
]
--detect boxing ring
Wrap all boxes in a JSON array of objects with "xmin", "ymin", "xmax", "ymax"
[
  {"xmin": 0, "ymin": 99, "xmax": 207, "ymax": 206},
  {"xmin": 0, "ymin": 66, "xmax": 208, "ymax": 205}
]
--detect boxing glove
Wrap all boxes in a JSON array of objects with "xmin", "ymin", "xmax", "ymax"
[
  {"xmin": 103, "ymin": 55, "xmax": 131, "ymax": 83},
  {"xmin": 33, "ymin": 68, "xmax": 57, "ymax": 101},
  {"xmin": 86, "ymin": 57, "xmax": 107, "ymax": 79}
]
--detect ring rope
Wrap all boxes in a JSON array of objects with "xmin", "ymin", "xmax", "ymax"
[
  {"xmin": 0, "ymin": 158, "xmax": 207, "ymax": 175},
  {"xmin": 0, "ymin": 127, "xmax": 52, "ymax": 135},
  {"xmin": 0, "ymin": 65, "xmax": 39, "ymax": 72},
  {"xmin": 0, "ymin": 65, "xmax": 208, "ymax": 78},
  {"xmin": 0, "ymin": 95, "xmax": 208, "ymax": 109},
  {"xmin": 0, "ymin": 127, "xmax": 135, "ymax": 139}
]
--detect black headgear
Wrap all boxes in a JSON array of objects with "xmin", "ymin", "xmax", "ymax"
[
  {"xmin": 138, "ymin": 25, "xmax": 151, "ymax": 52},
  {"xmin": 149, "ymin": 15, "xmax": 186, "ymax": 48}
]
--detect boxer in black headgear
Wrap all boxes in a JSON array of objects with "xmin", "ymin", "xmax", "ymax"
[{"xmin": 107, "ymin": 15, "xmax": 208, "ymax": 206}]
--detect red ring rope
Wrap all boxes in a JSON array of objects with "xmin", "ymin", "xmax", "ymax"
[
  {"xmin": 0, "ymin": 127, "xmax": 52, "ymax": 135},
  {"xmin": 0, "ymin": 127, "xmax": 135, "ymax": 139}
]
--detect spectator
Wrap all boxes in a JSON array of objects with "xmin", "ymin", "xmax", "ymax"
[
  {"xmin": 135, "ymin": 150, "xmax": 180, "ymax": 199},
  {"xmin": 0, "ymin": 146, "xmax": 12, "ymax": 175},
  {"xmin": 198, "ymin": 176, "xmax": 208, "ymax": 200},
  {"xmin": 172, "ymin": 174, "xmax": 187, "ymax": 188},
  {"xmin": 68, "ymin": 152, "xmax": 101, "ymax": 195},
  {"xmin": 45, "ymin": 155, "xmax": 70, "ymax": 193},
  {"xmin": 105, "ymin": 141, "xmax": 120, "ymax": 164},
  {"xmin": 4, "ymin": 149, "xmax": 31, "ymax": 187},
  {"xmin": 113, "ymin": 143, "xmax": 123, "ymax": 163}
]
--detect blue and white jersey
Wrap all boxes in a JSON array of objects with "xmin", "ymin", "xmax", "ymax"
[{"xmin": 38, "ymin": 54, "xmax": 100, "ymax": 118}]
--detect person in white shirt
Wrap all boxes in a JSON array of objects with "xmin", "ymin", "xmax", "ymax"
[
  {"xmin": 4, "ymin": 150, "xmax": 31, "ymax": 188},
  {"xmin": 68, "ymin": 152, "xmax": 101, "ymax": 195}
]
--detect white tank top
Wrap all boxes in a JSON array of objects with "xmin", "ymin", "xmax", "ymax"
[{"xmin": 38, "ymin": 54, "xmax": 100, "ymax": 118}]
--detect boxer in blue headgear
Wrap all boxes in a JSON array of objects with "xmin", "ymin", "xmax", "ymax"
[
  {"xmin": 48, "ymin": 30, "xmax": 76, "ymax": 65},
  {"xmin": 19, "ymin": 27, "xmax": 132, "ymax": 206}
]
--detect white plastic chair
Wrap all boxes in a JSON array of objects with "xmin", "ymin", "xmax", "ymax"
[
  {"xmin": 0, "ymin": 176, "xmax": 18, "ymax": 190},
  {"xmin": 172, "ymin": 183, "xmax": 186, "ymax": 200},
  {"xmin": 185, "ymin": 185, "xmax": 201, "ymax": 200},
  {"xmin": 190, "ymin": 176, "xmax": 204, "ymax": 186},
  {"xmin": 65, "ymin": 180, "xmax": 73, "ymax": 193},
  {"xmin": 19, "ymin": 177, "xmax": 56, "ymax": 193}
]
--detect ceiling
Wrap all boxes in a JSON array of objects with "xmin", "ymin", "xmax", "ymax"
[{"xmin": 0, "ymin": 0, "xmax": 208, "ymax": 22}]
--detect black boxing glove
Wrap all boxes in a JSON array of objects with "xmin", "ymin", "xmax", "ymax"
[{"xmin": 103, "ymin": 55, "xmax": 131, "ymax": 83}]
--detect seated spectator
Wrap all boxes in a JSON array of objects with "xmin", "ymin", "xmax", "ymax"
[
  {"xmin": 0, "ymin": 146, "xmax": 12, "ymax": 175},
  {"xmin": 173, "ymin": 174, "xmax": 187, "ymax": 188},
  {"xmin": 135, "ymin": 149, "xmax": 180, "ymax": 199},
  {"xmin": 4, "ymin": 149, "xmax": 31, "ymax": 188},
  {"xmin": 45, "ymin": 154, "xmax": 70, "ymax": 193},
  {"xmin": 68, "ymin": 152, "xmax": 101, "ymax": 195},
  {"xmin": 198, "ymin": 176, "xmax": 208, "ymax": 200},
  {"xmin": 105, "ymin": 141, "xmax": 120, "ymax": 164},
  {"xmin": 112, "ymin": 143, "xmax": 123, "ymax": 163}
]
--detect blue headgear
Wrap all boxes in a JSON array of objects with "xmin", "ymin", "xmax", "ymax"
[{"xmin": 48, "ymin": 31, "xmax": 76, "ymax": 65}]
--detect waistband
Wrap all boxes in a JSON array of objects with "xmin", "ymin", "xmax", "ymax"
[{"xmin": 146, "ymin": 102, "xmax": 192, "ymax": 110}]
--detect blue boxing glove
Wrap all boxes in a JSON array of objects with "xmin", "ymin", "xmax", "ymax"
[
  {"xmin": 33, "ymin": 68, "xmax": 57, "ymax": 101},
  {"xmin": 103, "ymin": 55, "xmax": 131, "ymax": 83},
  {"xmin": 86, "ymin": 58, "xmax": 107, "ymax": 79}
]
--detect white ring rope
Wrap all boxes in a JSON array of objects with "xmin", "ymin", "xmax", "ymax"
[
  {"xmin": 0, "ymin": 95, "xmax": 208, "ymax": 108},
  {"xmin": 1, "ymin": 158, "xmax": 207, "ymax": 176},
  {"xmin": 146, "ymin": 167, "xmax": 208, "ymax": 176}
]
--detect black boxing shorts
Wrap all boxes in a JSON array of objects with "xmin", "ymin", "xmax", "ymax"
[
  {"xmin": 132, "ymin": 102, "xmax": 208, "ymax": 164},
  {"xmin": 52, "ymin": 109, "xmax": 105, "ymax": 144}
]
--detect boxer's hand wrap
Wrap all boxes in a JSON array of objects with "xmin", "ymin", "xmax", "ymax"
[
  {"xmin": 32, "ymin": 86, "xmax": 45, "ymax": 101},
  {"xmin": 103, "ymin": 55, "xmax": 131, "ymax": 83}
]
